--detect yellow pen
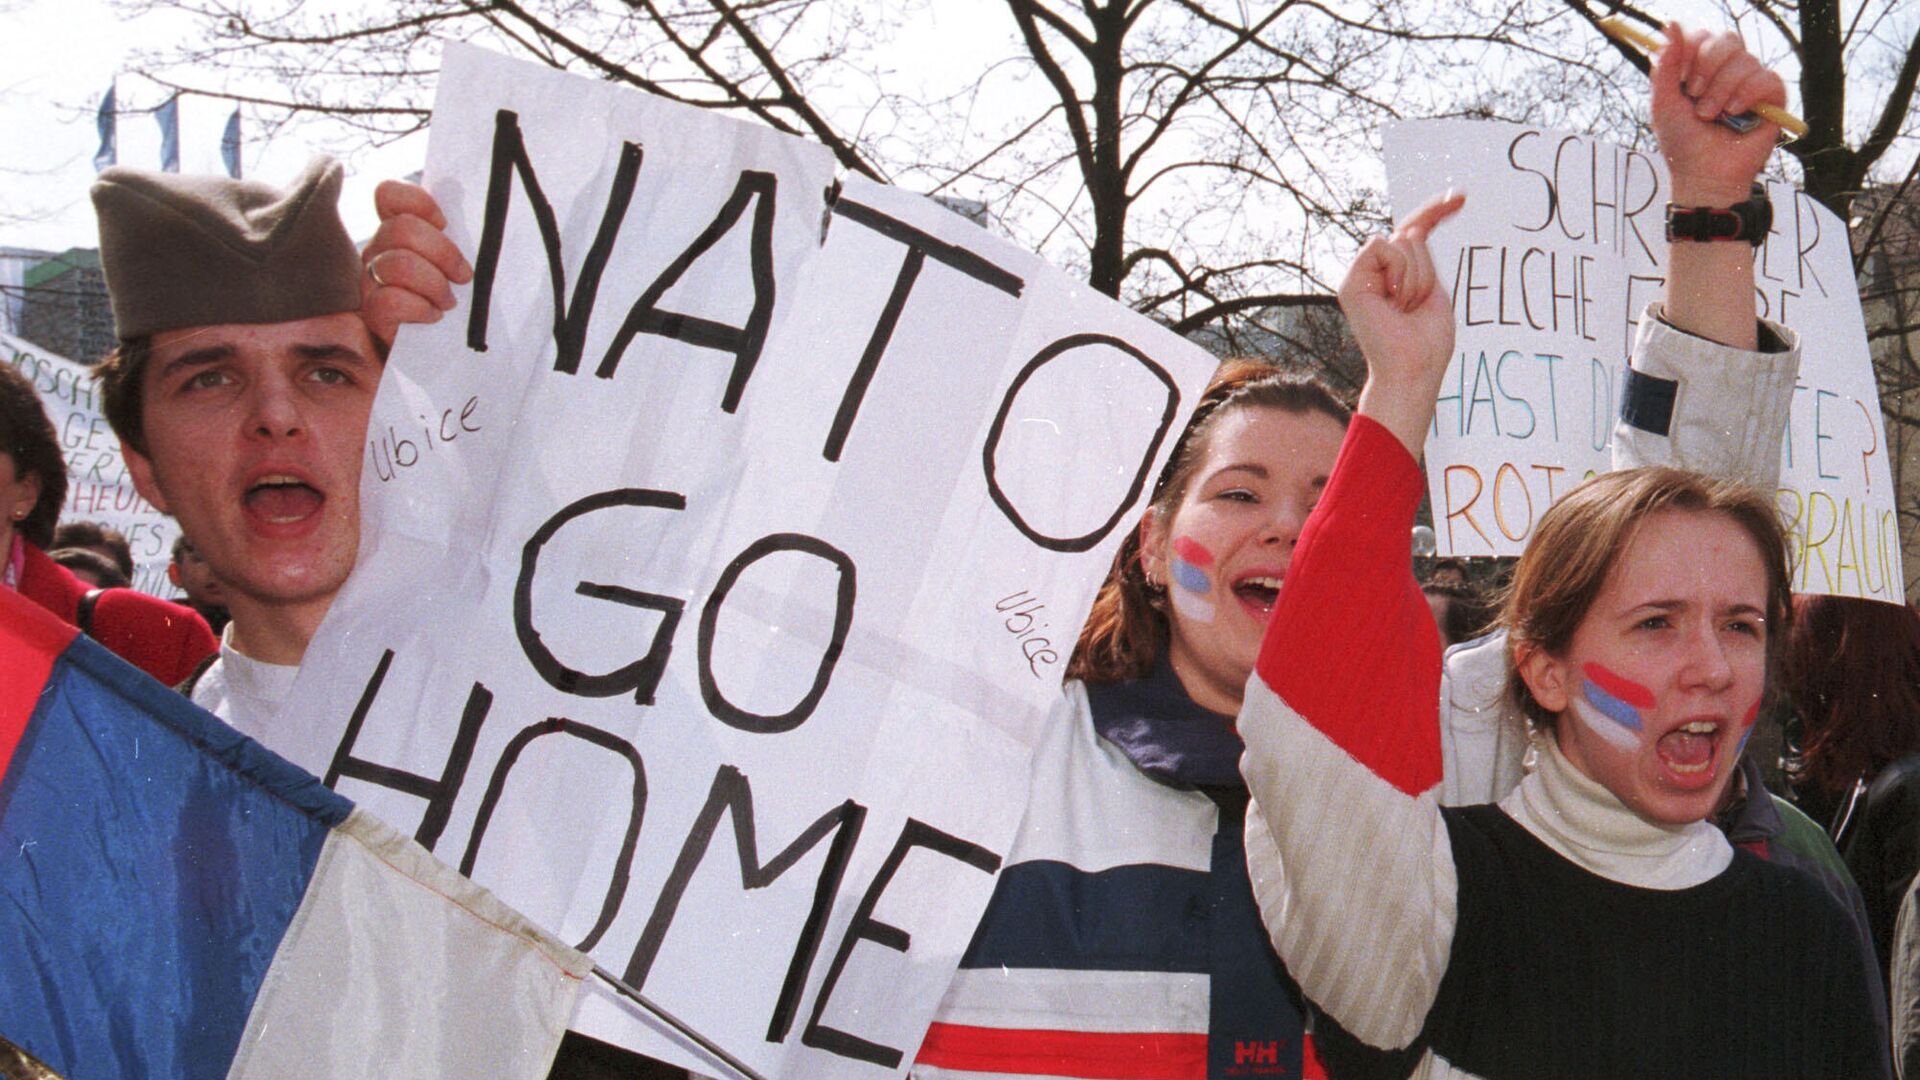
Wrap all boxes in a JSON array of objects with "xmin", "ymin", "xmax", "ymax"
[{"xmin": 1598, "ymin": 17, "xmax": 1808, "ymax": 140}]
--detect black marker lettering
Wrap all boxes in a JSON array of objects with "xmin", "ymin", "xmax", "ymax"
[
  {"xmin": 323, "ymin": 650, "xmax": 492, "ymax": 853},
  {"xmin": 982, "ymin": 334, "xmax": 1180, "ymax": 552},
  {"xmin": 466, "ymin": 110, "xmax": 643, "ymax": 373},
  {"xmin": 823, "ymin": 199, "xmax": 1024, "ymax": 461},
  {"xmin": 697, "ymin": 534, "xmax": 856, "ymax": 735},
  {"xmin": 515, "ymin": 488, "xmax": 688, "ymax": 703},
  {"xmin": 598, "ymin": 171, "xmax": 781, "ymax": 408},
  {"xmin": 801, "ymin": 819, "xmax": 1001, "ymax": 1067},
  {"xmin": 460, "ymin": 718, "xmax": 645, "ymax": 953},
  {"xmin": 623, "ymin": 765, "xmax": 866, "ymax": 1045}
]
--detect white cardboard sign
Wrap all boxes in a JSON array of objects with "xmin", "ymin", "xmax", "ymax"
[
  {"xmin": 3, "ymin": 332, "xmax": 179, "ymax": 596},
  {"xmin": 283, "ymin": 45, "xmax": 1218, "ymax": 1077},
  {"xmin": 1386, "ymin": 119, "xmax": 1902, "ymax": 602}
]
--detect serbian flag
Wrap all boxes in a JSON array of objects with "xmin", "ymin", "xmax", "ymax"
[{"xmin": 0, "ymin": 587, "xmax": 592, "ymax": 1079}]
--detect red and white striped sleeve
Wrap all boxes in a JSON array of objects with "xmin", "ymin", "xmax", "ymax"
[{"xmin": 1238, "ymin": 414, "xmax": 1458, "ymax": 1051}]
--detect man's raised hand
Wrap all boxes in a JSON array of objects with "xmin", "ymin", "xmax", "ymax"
[{"xmin": 360, "ymin": 181, "xmax": 473, "ymax": 350}]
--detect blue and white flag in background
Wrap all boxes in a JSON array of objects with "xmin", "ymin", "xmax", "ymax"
[
  {"xmin": 93, "ymin": 82, "xmax": 116, "ymax": 172},
  {"xmin": 156, "ymin": 94, "xmax": 180, "ymax": 172},
  {"xmin": 221, "ymin": 106, "xmax": 242, "ymax": 178}
]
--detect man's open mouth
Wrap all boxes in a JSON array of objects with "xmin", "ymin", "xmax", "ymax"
[{"xmin": 244, "ymin": 474, "xmax": 324, "ymax": 525}]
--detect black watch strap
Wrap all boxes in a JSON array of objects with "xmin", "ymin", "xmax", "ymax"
[{"xmin": 1665, "ymin": 182, "xmax": 1772, "ymax": 247}]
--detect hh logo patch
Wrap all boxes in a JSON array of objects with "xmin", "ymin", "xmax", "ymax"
[{"xmin": 1234, "ymin": 1040, "xmax": 1281, "ymax": 1069}]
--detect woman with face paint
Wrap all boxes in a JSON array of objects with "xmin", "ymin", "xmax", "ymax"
[
  {"xmin": 1234, "ymin": 65, "xmax": 1888, "ymax": 1080},
  {"xmin": 909, "ymin": 189, "xmax": 1466, "ymax": 1078},
  {"xmin": 910, "ymin": 363, "xmax": 1371, "ymax": 1078}
]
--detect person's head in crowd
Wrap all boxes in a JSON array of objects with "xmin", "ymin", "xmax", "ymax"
[
  {"xmin": 1427, "ymin": 557, "xmax": 1469, "ymax": 589},
  {"xmin": 0, "ymin": 360, "xmax": 67, "ymax": 556},
  {"xmin": 1785, "ymin": 594, "xmax": 1920, "ymax": 800},
  {"xmin": 1069, "ymin": 359, "xmax": 1351, "ymax": 713},
  {"xmin": 50, "ymin": 546, "xmax": 131, "ymax": 590},
  {"xmin": 1501, "ymin": 466, "xmax": 1790, "ymax": 825},
  {"xmin": 1424, "ymin": 581, "xmax": 1492, "ymax": 650},
  {"xmin": 91, "ymin": 156, "xmax": 379, "ymax": 664},
  {"xmin": 51, "ymin": 520, "xmax": 134, "ymax": 581},
  {"xmin": 168, "ymin": 533, "xmax": 229, "ymax": 610}
]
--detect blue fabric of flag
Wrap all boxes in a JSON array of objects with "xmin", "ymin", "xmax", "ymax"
[
  {"xmin": 221, "ymin": 107, "xmax": 242, "ymax": 178},
  {"xmin": 156, "ymin": 95, "xmax": 180, "ymax": 172},
  {"xmin": 0, "ymin": 632, "xmax": 353, "ymax": 1079},
  {"xmin": 93, "ymin": 84, "xmax": 116, "ymax": 172}
]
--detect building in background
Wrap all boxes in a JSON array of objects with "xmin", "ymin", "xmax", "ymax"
[
  {"xmin": 0, "ymin": 247, "xmax": 57, "ymax": 339},
  {"xmin": 17, "ymin": 249, "xmax": 115, "ymax": 365}
]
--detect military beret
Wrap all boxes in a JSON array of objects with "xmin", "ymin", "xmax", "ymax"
[{"xmin": 92, "ymin": 156, "xmax": 361, "ymax": 339}]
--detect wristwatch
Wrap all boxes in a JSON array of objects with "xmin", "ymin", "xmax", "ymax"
[{"xmin": 1665, "ymin": 183, "xmax": 1772, "ymax": 247}]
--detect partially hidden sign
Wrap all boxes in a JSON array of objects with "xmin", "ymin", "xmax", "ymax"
[
  {"xmin": 283, "ymin": 44, "xmax": 1218, "ymax": 1077},
  {"xmin": 3, "ymin": 332, "xmax": 179, "ymax": 596},
  {"xmin": 1386, "ymin": 119, "xmax": 1902, "ymax": 602}
]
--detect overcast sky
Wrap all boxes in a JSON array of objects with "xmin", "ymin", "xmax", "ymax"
[{"xmin": 1, "ymin": 0, "xmax": 425, "ymax": 251}]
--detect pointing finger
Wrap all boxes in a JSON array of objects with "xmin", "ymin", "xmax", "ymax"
[{"xmin": 1392, "ymin": 189, "xmax": 1466, "ymax": 243}]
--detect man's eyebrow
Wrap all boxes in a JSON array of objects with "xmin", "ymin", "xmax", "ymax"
[
  {"xmin": 153, "ymin": 344, "xmax": 237, "ymax": 379},
  {"xmin": 292, "ymin": 343, "xmax": 376, "ymax": 363}
]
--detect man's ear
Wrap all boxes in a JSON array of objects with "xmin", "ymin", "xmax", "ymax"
[
  {"xmin": 123, "ymin": 445, "xmax": 171, "ymax": 515},
  {"xmin": 1514, "ymin": 640, "xmax": 1571, "ymax": 714}
]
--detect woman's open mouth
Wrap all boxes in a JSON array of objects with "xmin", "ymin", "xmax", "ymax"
[
  {"xmin": 1233, "ymin": 575, "xmax": 1284, "ymax": 617},
  {"xmin": 1655, "ymin": 720, "xmax": 1722, "ymax": 783}
]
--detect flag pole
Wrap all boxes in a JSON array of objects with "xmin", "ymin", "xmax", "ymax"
[{"xmin": 590, "ymin": 965, "xmax": 771, "ymax": 1080}]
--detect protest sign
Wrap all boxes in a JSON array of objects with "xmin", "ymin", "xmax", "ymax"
[
  {"xmin": 283, "ymin": 44, "xmax": 1218, "ymax": 1077},
  {"xmin": 3, "ymin": 332, "xmax": 177, "ymax": 595},
  {"xmin": 1385, "ymin": 120, "xmax": 1902, "ymax": 602}
]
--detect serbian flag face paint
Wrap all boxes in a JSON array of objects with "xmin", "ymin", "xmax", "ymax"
[
  {"xmin": 1169, "ymin": 535, "xmax": 1216, "ymax": 623},
  {"xmin": 0, "ymin": 587, "xmax": 589, "ymax": 1080},
  {"xmin": 1573, "ymin": 662, "xmax": 1656, "ymax": 752}
]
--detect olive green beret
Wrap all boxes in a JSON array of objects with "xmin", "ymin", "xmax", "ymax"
[{"xmin": 92, "ymin": 156, "xmax": 361, "ymax": 339}]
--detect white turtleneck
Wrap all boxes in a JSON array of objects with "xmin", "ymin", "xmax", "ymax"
[{"xmin": 1498, "ymin": 735, "xmax": 1732, "ymax": 890}]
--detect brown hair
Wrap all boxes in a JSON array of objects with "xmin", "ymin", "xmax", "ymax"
[
  {"xmin": 1501, "ymin": 466, "xmax": 1792, "ymax": 731},
  {"xmin": 1785, "ymin": 595, "xmax": 1920, "ymax": 795},
  {"xmin": 0, "ymin": 360, "xmax": 66, "ymax": 549},
  {"xmin": 93, "ymin": 335, "xmax": 153, "ymax": 458},
  {"xmin": 1066, "ymin": 360, "xmax": 1351, "ymax": 684},
  {"xmin": 52, "ymin": 520, "xmax": 134, "ymax": 578}
]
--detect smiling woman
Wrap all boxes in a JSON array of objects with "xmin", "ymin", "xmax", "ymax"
[
  {"xmin": 908, "ymin": 185, "xmax": 1469, "ymax": 1080},
  {"xmin": 910, "ymin": 360, "xmax": 1359, "ymax": 1079}
]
